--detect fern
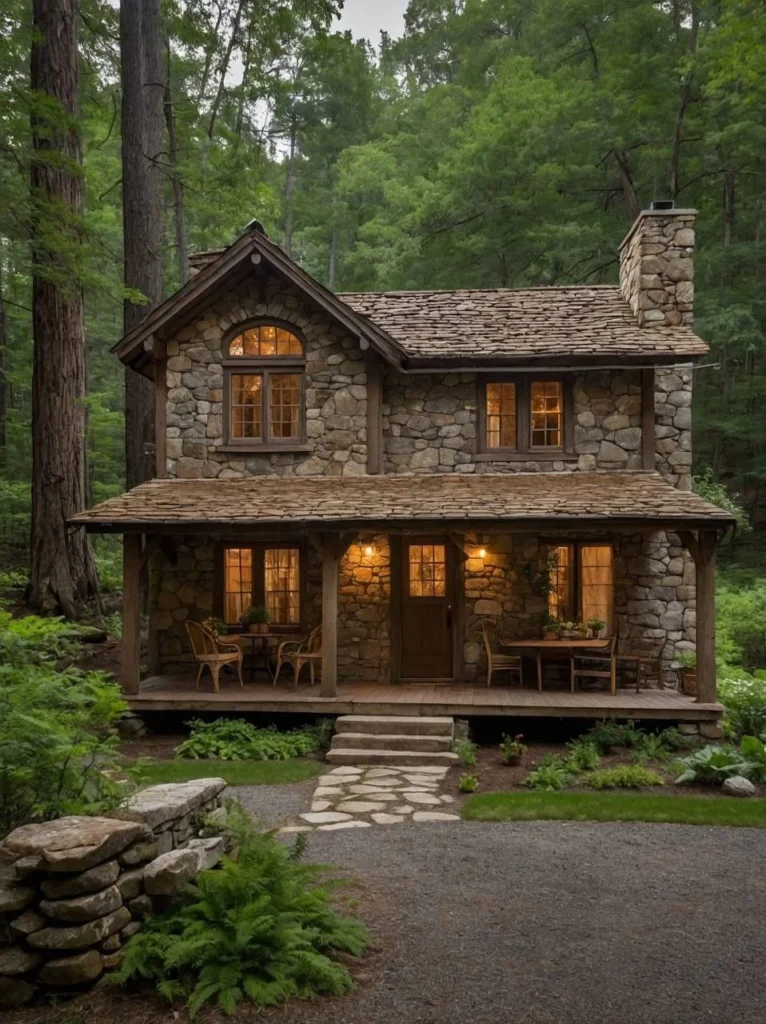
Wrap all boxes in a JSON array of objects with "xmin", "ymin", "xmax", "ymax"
[{"xmin": 112, "ymin": 803, "xmax": 369, "ymax": 1016}]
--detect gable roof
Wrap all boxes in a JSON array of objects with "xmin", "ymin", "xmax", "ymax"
[
  {"xmin": 70, "ymin": 472, "xmax": 733, "ymax": 533},
  {"xmin": 339, "ymin": 287, "xmax": 708, "ymax": 366}
]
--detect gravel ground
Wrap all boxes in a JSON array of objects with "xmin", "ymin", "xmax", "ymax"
[
  {"xmin": 228, "ymin": 780, "xmax": 316, "ymax": 828},
  {"xmin": 269, "ymin": 821, "xmax": 766, "ymax": 1024}
]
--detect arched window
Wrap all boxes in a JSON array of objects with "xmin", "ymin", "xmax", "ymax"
[{"xmin": 223, "ymin": 323, "xmax": 306, "ymax": 447}]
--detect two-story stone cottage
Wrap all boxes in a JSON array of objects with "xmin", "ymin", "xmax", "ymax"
[{"xmin": 73, "ymin": 204, "xmax": 731, "ymax": 731}]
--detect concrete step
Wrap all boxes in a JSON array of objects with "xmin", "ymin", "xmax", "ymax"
[
  {"xmin": 331, "ymin": 731, "xmax": 453, "ymax": 752},
  {"xmin": 326, "ymin": 748, "xmax": 459, "ymax": 768},
  {"xmin": 333, "ymin": 715, "xmax": 454, "ymax": 737}
]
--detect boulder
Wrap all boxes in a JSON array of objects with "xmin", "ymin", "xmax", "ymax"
[
  {"xmin": 2, "ymin": 817, "xmax": 150, "ymax": 874},
  {"xmin": 186, "ymin": 837, "xmax": 225, "ymax": 871},
  {"xmin": 119, "ymin": 839, "xmax": 158, "ymax": 867},
  {"xmin": 0, "ymin": 881, "xmax": 35, "ymax": 914},
  {"xmin": 143, "ymin": 848, "xmax": 200, "ymax": 896},
  {"xmin": 103, "ymin": 949, "xmax": 125, "ymax": 971},
  {"xmin": 0, "ymin": 976, "xmax": 36, "ymax": 1009},
  {"xmin": 40, "ymin": 859, "xmax": 120, "ymax": 899},
  {"xmin": 0, "ymin": 947, "xmax": 42, "ymax": 976},
  {"xmin": 101, "ymin": 933, "xmax": 122, "ymax": 951},
  {"xmin": 38, "ymin": 949, "xmax": 103, "ymax": 987},
  {"xmin": 40, "ymin": 883, "xmax": 123, "ymax": 924},
  {"xmin": 10, "ymin": 908, "xmax": 46, "ymax": 937},
  {"xmin": 722, "ymin": 776, "xmax": 756, "ymax": 798},
  {"xmin": 109, "ymin": 779, "xmax": 226, "ymax": 830},
  {"xmin": 116, "ymin": 867, "xmax": 144, "ymax": 900},
  {"xmin": 127, "ymin": 893, "xmax": 153, "ymax": 919},
  {"xmin": 27, "ymin": 905, "xmax": 131, "ymax": 950}
]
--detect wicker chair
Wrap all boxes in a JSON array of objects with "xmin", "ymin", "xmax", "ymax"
[
  {"xmin": 619, "ymin": 638, "xmax": 668, "ymax": 693},
  {"xmin": 481, "ymin": 622, "xmax": 523, "ymax": 688},
  {"xmin": 185, "ymin": 621, "xmax": 244, "ymax": 693},
  {"xmin": 570, "ymin": 634, "xmax": 618, "ymax": 695},
  {"xmin": 273, "ymin": 625, "xmax": 322, "ymax": 687}
]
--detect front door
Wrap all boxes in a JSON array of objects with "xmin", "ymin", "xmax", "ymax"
[{"xmin": 400, "ymin": 538, "xmax": 453, "ymax": 680}]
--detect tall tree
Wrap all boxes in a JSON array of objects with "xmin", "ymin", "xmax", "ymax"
[
  {"xmin": 28, "ymin": 0, "xmax": 98, "ymax": 614},
  {"xmin": 121, "ymin": 0, "xmax": 164, "ymax": 488}
]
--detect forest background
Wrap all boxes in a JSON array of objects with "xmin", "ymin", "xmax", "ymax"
[{"xmin": 0, "ymin": 0, "xmax": 765, "ymax": 671}]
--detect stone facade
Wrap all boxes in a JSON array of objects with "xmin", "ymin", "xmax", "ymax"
[
  {"xmin": 655, "ymin": 366, "xmax": 693, "ymax": 491},
  {"xmin": 618, "ymin": 208, "xmax": 696, "ymax": 327},
  {"xmin": 338, "ymin": 537, "xmax": 391, "ymax": 683}
]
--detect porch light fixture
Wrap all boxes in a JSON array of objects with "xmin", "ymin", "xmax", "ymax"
[
  {"xmin": 478, "ymin": 548, "xmax": 487, "ymax": 559},
  {"xmin": 364, "ymin": 544, "xmax": 375, "ymax": 558}
]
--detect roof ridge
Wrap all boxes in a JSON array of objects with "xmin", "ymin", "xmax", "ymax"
[{"xmin": 338, "ymin": 285, "xmax": 621, "ymax": 297}]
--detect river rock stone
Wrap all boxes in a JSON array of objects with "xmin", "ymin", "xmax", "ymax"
[
  {"xmin": 116, "ymin": 867, "xmax": 144, "ymax": 900},
  {"xmin": 119, "ymin": 839, "xmax": 158, "ymax": 866},
  {"xmin": 143, "ymin": 848, "xmax": 199, "ymax": 896},
  {"xmin": 27, "ymin": 905, "xmax": 131, "ymax": 950},
  {"xmin": 110, "ymin": 779, "xmax": 226, "ymax": 830},
  {"xmin": 10, "ymin": 908, "xmax": 46, "ymax": 937},
  {"xmin": 38, "ymin": 949, "xmax": 103, "ymax": 986},
  {"xmin": 0, "ymin": 947, "xmax": 42, "ymax": 976},
  {"xmin": 40, "ymin": 859, "xmax": 120, "ymax": 899},
  {"xmin": 186, "ymin": 836, "xmax": 225, "ymax": 870},
  {"xmin": 103, "ymin": 949, "xmax": 125, "ymax": 970},
  {"xmin": 40, "ymin": 883, "xmax": 123, "ymax": 924},
  {"xmin": 722, "ymin": 776, "xmax": 756, "ymax": 798},
  {"xmin": 2, "ymin": 817, "xmax": 150, "ymax": 874},
  {"xmin": 101, "ymin": 933, "xmax": 122, "ymax": 951},
  {"xmin": 127, "ymin": 893, "xmax": 152, "ymax": 918},
  {"xmin": 0, "ymin": 881, "xmax": 34, "ymax": 913}
]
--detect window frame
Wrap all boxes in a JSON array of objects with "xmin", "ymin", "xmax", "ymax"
[
  {"xmin": 546, "ymin": 541, "xmax": 614, "ymax": 631},
  {"xmin": 217, "ymin": 542, "xmax": 305, "ymax": 631},
  {"xmin": 476, "ymin": 374, "xmax": 574, "ymax": 461},
  {"xmin": 221, "ymin": 319, "xmax": 308, "ymax": 452}
]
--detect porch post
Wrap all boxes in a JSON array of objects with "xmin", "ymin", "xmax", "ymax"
[
  {"xmin": 680, "ymin": 529, "xmax": 718, "ymax": 704},
  {"xmin": 121, "ymin": 532, "xmax": 142, "ymax": 696},
  {"xmin": 319, "ymin": 533, "xmax": 355, "ymax": 698}
]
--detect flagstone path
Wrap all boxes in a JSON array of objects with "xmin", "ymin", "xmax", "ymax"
[{"xmin": 279, "ymin": 764, "xmax": 460, "ymax": 833}]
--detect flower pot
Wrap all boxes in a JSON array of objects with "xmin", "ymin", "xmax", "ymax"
[
  {"xmin": 505, "ymin": 753, "xmax": 522, "ymax": 767},
  {"xmin": 248, "ymin": 623, "xmax": 258, "ymax": 633},
  {"xmin": 681, "ymin": 669, "xmax": 697, "ymax": 696},
  {"xmin": 543, "ymin": 630, "xmax": 557, "ymax": 640}
]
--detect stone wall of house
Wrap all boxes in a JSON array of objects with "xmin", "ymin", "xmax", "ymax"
[
  {"xmin": 382, "ymin": 369, "xmax": 644, "ymax": 473},
  {"xmin": 338, "ymin": 537, "xmax": 391, "ymax": 684},
  {"xmin": 655, "ymin": 366, "xmax": 693, "ymax": 491},
  {"xmin": 619, "ymin": 209, "xmax": 695, "ymax": 327},
  {"xmin": 165, "ymin": 272, "xmax": 369, "ymax": 479},
  {"xmin": 150, "ymin": 538, "xmax": 216, "ymax": 675},
  {"xmin": 0, "ymin": 781, "xmax": 228, "ymax": 1008}
]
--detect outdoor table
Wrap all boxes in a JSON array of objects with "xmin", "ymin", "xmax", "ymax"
[
  {"xmin": 227, "ymin": 632, "xmax": 301, "ymax": 681},
  {"xmin": 500, "ymin": 637, "xmax": 614, "ymax": 693}
]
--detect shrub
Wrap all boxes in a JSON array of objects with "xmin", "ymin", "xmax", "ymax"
[
  {"xmin": 0, "ymin": 609, "xmax": 127, "ymax": 836},
  {"xmin": 113, "ymin": 805, "xmax": 369, "ymax": 1016},
  {"xmin": 499, "ymin": 733, "xmax": 527, "ymax": 764},
  {"xmin": 717, "ymin": 582, "xmax": 766, "ymax": 673},
  {"xmin": 459, "ymin": 773, "xmax": 478, "ymax": 792},
  {"xmin": 631, "ymin": 734, "xmax": 672, "ymax": 764},
  {"xmin": 566, "ymin": 738, "xmax": 600, "ymax": 771},
  {"xmin": 719, "ymin": 676, "xmax": 766, "ymax": 740},
  {"xmin": 588, "ymin": 721, "xmax": 643, "ymax": 753},
  {"xmin": 524, "ymin": 764, "xmax": 577, "ymax": 791},
  {"xmin": 657, "ymin": 727, "xmax": 686, "ymax": 752},
  {"xmin": 454, "ymin": 739, "xmax": 477, "ymax": 766},
  {"xmin": 738, "ymin": 736, "xmax": 766, "ymax": 782},
  {"xmin": 586, "ymin": 766, "xmax": 664, "ymax": 790},
  {"xmin": 175, "ymin": 719, "xmax": 322, "ymax": 761},
  {"xmin": 675, "ymin": 745, "xmax": 749, "ymax": 785}
]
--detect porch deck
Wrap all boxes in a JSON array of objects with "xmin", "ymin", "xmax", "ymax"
[{"xmin": 129, "ymin": 676, "xmax": 722, "ymax": 721}]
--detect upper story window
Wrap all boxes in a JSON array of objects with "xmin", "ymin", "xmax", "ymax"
[
  {"xmin": 478, "ymin": 376, "xmax": 571, "ymax": 459},
  {"xmin": 223, "ymin": 323, "xmax": 306, "ymax": 448}
]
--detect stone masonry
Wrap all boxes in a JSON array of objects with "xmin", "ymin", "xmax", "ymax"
[{"xmin": 618, "ymin": 208, "xmax": 696, "ymax": 327}]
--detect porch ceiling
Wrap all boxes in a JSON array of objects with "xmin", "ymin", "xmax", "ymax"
[{"xmin": 70, "ymin": 471, "xmax": 734, "ymax": 533}]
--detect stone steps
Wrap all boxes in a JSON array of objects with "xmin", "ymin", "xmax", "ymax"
[{"xmin": 327, "ymin": 715, "xmax": 457, "ymax": 767}]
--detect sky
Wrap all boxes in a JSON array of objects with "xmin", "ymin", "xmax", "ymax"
[{"xmin": 336, "ymin": 0, "xmax": 409, "ymax": 42}]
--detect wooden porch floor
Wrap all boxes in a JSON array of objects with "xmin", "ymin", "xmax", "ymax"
[{"xmin": 130, "ymin": 676, "xmax": 722, "ymax": 721}]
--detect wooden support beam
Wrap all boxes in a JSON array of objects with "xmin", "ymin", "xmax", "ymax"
[
  {"xmin": 641, "ymin": 368, "xmax": 655, "ymax": 471},
  {"xmin": 366, "ymin": 359, "xmax": 383, "ymax": 474},
  {"xmin": 319, "ymin": 532, "xmax": 355, "ymax": 698},
  {"xmin": 121, "ymin": 533, "xmax": 143, "ymax": 696},
  {"xmin": 680, "ymin": 529, "xmax": 719, "ymax": 704}
]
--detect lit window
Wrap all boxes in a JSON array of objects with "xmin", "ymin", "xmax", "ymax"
[
  {"xmin": 224, "ymin": 548, "xmax": 253, "ymax": 624},
  {"xmin": 580, "ymin": 544, "xmax": 613, "ymax": 632},
  {"xmin": 548, "ymin": 545, "xmax": 574, "ymax": 621},
  {"xmin": 531, "ymin": 380, "xmax": 562, "ymax": 448},
  {"xmin": 225, "ymin": 324, "xmax": 304, "ymax": 444},
  {"xmin": 264, "ymin": 548, "xmax": 300, "ymax": 625},
  {"xmin": 223, "ymin": 546, "xmax": 301, "ymax": 627},
  {"xmin": 409, "ymin": 544, "xmax": 446, "ymax": 597},
  {"xmin": 486, "ymin": 382, "xmax": 517, "ymax": 449}
]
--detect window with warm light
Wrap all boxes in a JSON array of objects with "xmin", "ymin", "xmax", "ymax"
[
  {"xmin": 480, "ymin": 377, "xmax": 569, "ymax": 456},
  {"xmin": 224, "ymin": 324, "xmax": 305, "ymax": 446},
  {"xmin": 547, "ymin": 542, "xmax": 613, "ymax": 630},
  {"xmin": 223, "ymin": 545, "xmax": 301, "ymax": 627},
  {"xmin": 530, "ymin": 380, "xmax": 562, "ymax": 448},
  {"xmin": 408, "ymin": 544, "xmax": 446, "ymax": 597},
  {"xmin": 548, "ymin": 544, "xmax": 574, "ymax": 621},
  {"xmin": 485, "ymin": 382, "xmax": 517, "ymax": 449}
]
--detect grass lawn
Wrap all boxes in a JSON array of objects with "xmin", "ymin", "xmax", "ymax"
[
  {"xmin": 462, "ymin": 790, "xmax": 766, "ymax": 828},
  {"xmin": 132, "ymin": 758, "xmax": 324, "ymax": 787}
]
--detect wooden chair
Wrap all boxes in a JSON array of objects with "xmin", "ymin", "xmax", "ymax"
[
  {"xmin": 185, "ymin": 621, "xmax": 244, "ymax": 693},
  {"xmin": 619, "ymin": 638, "xmax": 667, "ymax": 693},
  {"xmin": 274, "ymin": 625, "xmax": 322, "ymax": 687},
  {"xmin": 570, "ymin": 634, "xmax": 617, "ymax": 695},
  {"xmin": 481, "ymin": 622, "xmax": 523, "ymax": 688}
]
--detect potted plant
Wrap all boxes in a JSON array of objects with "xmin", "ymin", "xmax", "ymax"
[
  {"xmin": 560, "ymin": 620, "xmax": 578, "ymax": 639},
  {"xmin": 677, "ymin": 650, "xmax": 697, "ymax": 695},
  {"xmin": 240, "ymin": 606, "xmax": 270, "ymax": 635},
  {"xmin": 575, "ymin": 621, "xmax": 588, "ymax": 639},
  {"xmin": 543, "ymin": 615, "xmax": 559, "ymax": 641},
  {"xmin": 500, "ymin": 733, "xmax": 528, "ymax": 766},
  {"xmin": 587, "ymin": 618, "xmax": 606, "ymax": 639},
  {"xmin": 201, "ymin": 617, "xmax": 227, "ymax": 638}
]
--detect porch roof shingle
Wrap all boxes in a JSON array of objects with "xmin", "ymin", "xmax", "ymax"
[{"xmin": 70, "ymin": 472, "xmax": 733, "ymax": 532}]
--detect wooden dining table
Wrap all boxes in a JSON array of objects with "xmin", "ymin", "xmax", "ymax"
[
  {"xmin": 500, "ymin": 637, "xmax": 614, "ymax": 693},
  {"xmin": 227, "ymin": 632, "xmax": 301, "ymax": 681}
]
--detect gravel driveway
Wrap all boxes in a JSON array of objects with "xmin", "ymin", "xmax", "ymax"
[{"xmin": 273, "ymin": 821, "xmax": 766, "ymax": 1024}]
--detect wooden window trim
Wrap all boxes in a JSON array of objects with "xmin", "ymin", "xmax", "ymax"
[
  {"xmin": 547, "ymin": 541, "xmax": 614, "ymax": 627},
  {"xmin": 218, "ymin": 541, "xmax": 305, "ymax": 631},
  {"xmin": 222, "ymin": 319, "xmax": 307, "ymax": 450},
  {"xmin": 477, "ymin": 374, "xmax": 574, "ymax": 459}
]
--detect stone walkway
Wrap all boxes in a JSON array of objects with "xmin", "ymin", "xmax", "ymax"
[{"xmin": 280, "ymin": 765, "xmax": 460, "ymax": 833}]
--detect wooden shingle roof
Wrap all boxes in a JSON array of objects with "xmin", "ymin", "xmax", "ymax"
[
  {"xmin": 71, "ymin": 473, "xmax": 732, "ymax": 532},
  {"xmin": 339, "ymin": 287, "xmax": 709, "ymax": 365}
]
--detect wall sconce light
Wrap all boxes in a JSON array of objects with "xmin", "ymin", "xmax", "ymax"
[
  {"xmin": 478, "ymin": 548, "xmax": 487, "ymax": 559},
  {"xmin": 364, "ymin": 544, "xmax": 375, "ymax": 558}
]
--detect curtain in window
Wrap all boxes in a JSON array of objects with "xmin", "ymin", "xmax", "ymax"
[
  {"xmin": 224, "ymin": 548, "xmax": 253, "ymax": 623},
  {"xmin": 264, "ymin": 548, "xmax": 300, "ymax": 624},
  {"xmin": 580, "ymin": 545, "xmax": 613, "ymax": 630},
  {"xmin": 547, "ymin": 544, "xmax": 573, "ymax": 620}
]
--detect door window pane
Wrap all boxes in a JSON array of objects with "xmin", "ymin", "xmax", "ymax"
[
  {"xmin": 265, "ymin": 548, "xmax": 300, "ymax": 625},
  {"xmin": 270, "ymin": 373, "xmax": 301, "ymax": 439},
  {"xmin": 409, "ymin": 544, "xmax": 446, "ymax": 598},
  {"xmin": 580, "ymin": 544, "xmax": 613, "ymax": 631},
  {"xmin": 224, "ymin": 548, "xmax": 253, "ymax": 623},
  {"xmin": 231, "ymin": 374, "xmax": 263, "ymax": 438},
  {"xmin": 531, "ymin": 380, "xmax": 562, "ymax": 447},
  {"xmin": 548, "ymin": 545, "xmax": 574, "ymax": 621},
  {"xmin": 486, "ymin": 382, "xmax": 517, "ymax": 448}
]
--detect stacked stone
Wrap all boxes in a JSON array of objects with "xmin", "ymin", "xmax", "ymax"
[
  {"xmin": 618, "ymin": 209, "xmax": 696, "ymax": 328},
  {"xmin": 654, "ymin": 367, "xmax": 693, "ymax": 491},
  {"xmin": 383, "ymin": 373, "xmax": 477, "ymax": 473},
  {"xmin": 338, "ymin": 536, "xmax": 391, "ymax": 683},
  {"xmin": 0, "ymin": 779, "xmax": 227, "ymax": 1008}
]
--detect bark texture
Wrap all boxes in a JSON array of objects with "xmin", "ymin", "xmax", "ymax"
[
  {"xmin": 121, "ymin": 0, "xmax": 164, "ymax": 488},
  {"xmin": 28, "ymin": 0, "xmax": 98, "ymax": 615}
]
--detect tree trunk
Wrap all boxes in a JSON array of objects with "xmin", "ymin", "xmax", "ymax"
[
  {"xmin": 121, "ymin": 0, "xmax": 163, "ymax": 489},
  {"xmin": 207, "ymin": 0, "xmax": 244, "ymax": 141},
  {"xmin": 614, "ymin": 149, "xmax": 640, "ymax": 221},
  {"xmin": 284, "ymin": 114, "xmax": 297, "ymax": 256},
  {"xmin": 28, "ymin": 0, "xmax": 99, "ymax": 616},
  {"xmin": 723, "ymin": 168, "xmax": 735, "ymax": 247},
  {"xmin": 164, "ymin": 31, "xmax": 189, "ymax": 285}
]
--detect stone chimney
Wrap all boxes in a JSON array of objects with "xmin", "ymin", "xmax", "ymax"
[{"xmin": 618, "ymin": 203, "xmax": 696, "ymax": 327}]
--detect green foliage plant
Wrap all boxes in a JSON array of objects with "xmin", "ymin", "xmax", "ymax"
[
  {"xmin": 112, "ymin": 804, "xmax": 369, "ymax": 1016},
  {"xmin": 175, "ymin": 719, "xmax": 322, "ymax": 761},
  {"xmin": 524, "ymin": 763, "xmax": 577, "ymax": 791},
  {"xmin": 586, "ymin": 766, "xmax": 664, "ymax": 790},
  {"xmin": 588, "ymin": 721, "xmax": 643, "ymax": 754},
  {"xmin": 675, "ymin": 745, "xmax": 750, "ymax": 785},
  {"xmin": 719, "ymin": 677, "xmax": 766, "ymax": 740},
  {"xmin": 459, "ymin": 773, "xmax": 478, "ymax": 792},
  {"xmin": 499, "ymin": 733, "xmax": 527, "ymax": 764},
  {"xmin": 454, "ymin": 739, "xmax": 477, "ymax": 766},
  {"xmin": 737, "ymin": 736, "xmax": 766, "ymax": 782},
  {"xmin": 566, "ymin": 738, "xmax": 600, "ymax": 771},
  {"xmin": 693, "ymin": 469, "xmax": 752, "ymax": 537},
  {"xmin": 240, "ymin": 606, "xmax": 270, "ymax": 628}
]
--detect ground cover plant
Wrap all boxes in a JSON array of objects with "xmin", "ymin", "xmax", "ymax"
[
  {"xmin": 586, "ymin": 766, "xmax": 664, "ymax": 790},
  {"xmin": 454, "ymin": 739, "xmax": 477, "ymax": 766},
  {"xmin": 459, "ymin": 773, "xmax": 479, "ymax": 793},
  {"xmin": 718, "ymin": 676, "xmax": 766, "ymax": 740},
  {"xmin": 174, "ymin": 718, "xmax": 326, "ymax": 761},
  {"xmin": 113, "ymin": 805, "xmax": 369, "ymax": 1016}
]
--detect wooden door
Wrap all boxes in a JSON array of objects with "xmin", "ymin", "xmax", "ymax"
[{"xmin": 400, "ymin": 539, "xmax": 454, "ymax": 680}]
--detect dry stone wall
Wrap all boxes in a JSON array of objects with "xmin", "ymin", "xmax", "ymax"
[{"xmin": 0, "ymin": 780, "xmax": 228, "ymax": 1008}]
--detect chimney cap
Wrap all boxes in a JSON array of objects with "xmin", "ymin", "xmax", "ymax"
[{"xmin": 649, "ymin": 199, "xmax": 675, "ymax": 211}]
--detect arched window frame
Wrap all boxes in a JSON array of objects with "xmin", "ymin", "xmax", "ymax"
[{"xmin": 221, "ymin": 320, "xmax": 308, "ymax": 450}]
